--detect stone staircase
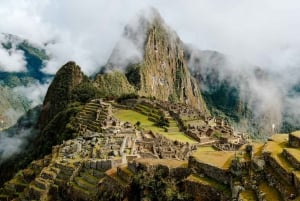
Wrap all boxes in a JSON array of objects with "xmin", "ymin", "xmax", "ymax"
[
  {"xmin": 76, "ymin": 100, "xmax": 111, "ymax": 133},
  {"xmin": 134, "ymin": 103, "xmax": 161, "ymax": 121},
  {"xmin": 262, "ymin": 137, "xmax": 300, "ymax": 200},
  {"xmin": 69, "ymin": 168, "xmax": 105, "ymax": 200},
  {"xmin": 53, "ymin": 162, "xmax": 77, "ymax": 186},
  {"xmin": 0, "ymin": 156, "xmax": 50, "ymax": 201},
  {"xmin": 0, "ymin": 176, "xmax": 27, "ymax": 201},
  {"xmin": 27, "ymin": 177, "xmax": 51, "ymax": 200}
]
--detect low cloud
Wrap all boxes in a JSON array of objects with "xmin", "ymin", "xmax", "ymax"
[
  {"xmin": 0, "ymin": 105, "xmax": 40, "ymax": 164},
  {"xmin": 0, "ymin": 35, "xmax": 27, "ymax": 72},
  {"xmin": 1, "ymin": 0, "xmax": 300, "ymax": 137},
  {"xmin": 0, "ymin": 129, "xmax": 31, "ymax": 163},
  {"xmin": 13, "ymin": 81, "xmax": 49, "ymax": 107}
]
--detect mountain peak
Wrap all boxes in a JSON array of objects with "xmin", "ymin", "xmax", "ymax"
[
  {"xmin": 37, "ymin": 61, "xmax": 85, "ymax": 130},
  {"xmin": 100, "ymin": 9, "xmax": 208, "ymax": 112},
  {"xmin": 106, "ymin": 8, "xmax": 169, "ymax": 70}
]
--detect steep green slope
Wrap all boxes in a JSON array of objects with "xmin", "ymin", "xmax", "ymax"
[
  {"xmin": 0, "ymin": 105, "xmax": 41, "ymax": 185},
  {"xmin": 37, "ymin": 61, "xmax": 86, "ymax": 130},
  {"xmin": 93, "ymin": 71, "xmax": 135, "ymax": 98}
]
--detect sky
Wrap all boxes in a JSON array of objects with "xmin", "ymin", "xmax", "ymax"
[
  {"xmin": 1, "ymin": 0, "xmax": 300, "ymax": 135},
  {"xmin": 0, "ymin": 0, "xmax": 300, "ymax": 75}
]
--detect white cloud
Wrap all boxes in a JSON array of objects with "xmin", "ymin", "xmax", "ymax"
[
  {"xmin": 0, "ymin": 34, "xmax": 27, "ymax": 72},
  {"xmin": 0, "ymin": 46, "xmax": 27, "ymax": 72},
  {"xmin": 1, "ymin": 0, "xmax": 300, "ymax": 134},
  {"xmin": 13, "ymin": 82, "xmax": 49, "ymax": 107}
]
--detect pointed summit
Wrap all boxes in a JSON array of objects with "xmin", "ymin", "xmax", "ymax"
[
  {"xmin": 96, "ymin": 9, "xmax": 208, "ymax": 112},
  {"xmin": 37, "ymin": 61, "xmax": 86, "ymax": 129}
]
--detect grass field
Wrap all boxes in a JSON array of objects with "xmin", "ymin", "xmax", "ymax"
[
  {"xmin": 238, "ymin": 190, "xmax": 257, "ymax": 201},
  {"xmin": 263, "ymin": 137, "xmax": 294, "ymax": 173},
  {"xmin": 292, "ymin": 130, "xmax": 300, "ymax": 137},
  {"xmin": 192, "ymin": 149, "xmax": 235, "ymax": 169},
  {"xmin": 114, "ymin": 109, "xmax": 196, "ymax": 143},
  {"xmin": 258, "ymin": 182, "xmax": 282, "ymax": 201},
  {"xmin": 135, "ymin": 158, "xmax": 188, "ymax": 168}
]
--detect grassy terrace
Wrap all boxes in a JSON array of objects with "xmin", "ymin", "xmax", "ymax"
[
  {"xmin": 239, "ymin": 142, "xmax": 264, "ymax": 158},
  {"xmin": 192, "ymin": 148, "xmax": 235, "ymax": 170},
  {"xmin": 293, "ymin": 171, "xmax": 300, "ymax": 183},
  {"xmin": 114, "ymin": 109, "xmax": 196, "ymax": 143},
  {"xmin": 285, "ymin": 148, "xmax": 300, "ymax": 163},
  {"xmin": 135, "ymin": 158, "xmax": 188, "ymax": 168},
  {"xmin": 263, "ymin": 134, "xmax": 294, "ymax": 172},
  {"xmin": 105, "ymin": 168, "xmax": 128, "ymax": 187},
  {"xmin": 239, "ymin": 190, "xmax": 257, "ymax": 201},
  {"xmin": 186, "ymin": 174, "xmax": 230, "ymax": 195},
  {"xmin": 258, "ymin": 182, "xmax": 282, "ymax": 201},
  {"xmin": 291, "ymin": 130, "xmax": 300, "ymax": 138},
  {"xmin": 270, "ymin": 134, "xmax": 289, "ymax": 144}
]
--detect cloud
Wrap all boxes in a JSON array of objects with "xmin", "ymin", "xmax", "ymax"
[
  {"xmin": 0, "ymin": 34, "xmax": 27, "ymax": 72},
  {"xmin": 1, "ymin": 0, "xmax": 300, "ymax": 135},
  {"xmin": 0, "ymin": 129, "xmax": 30, "ymax": 162},
  {"xmin": 13, "ymin": 81, "xmax": 49, "ymax": 107},
  {"xmin": 0, "ymin": 105, "xmax": 40, "ymax": 164},
  {"xmin": 1, "ymin": 0, "xmax": 300, "ymax": 75}
]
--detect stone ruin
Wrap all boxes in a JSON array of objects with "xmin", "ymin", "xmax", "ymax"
[{"xmin": 0, "ymin": 99, "xmax": 252, "ymax": 201}]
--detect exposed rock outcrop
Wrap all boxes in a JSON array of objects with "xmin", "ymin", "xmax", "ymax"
[
  {"xmin": 99, "ymin": 9, "xmax": 208, "ymax": 113},
  {"xmin": 137, "ymin": 15, "xmax": 207, "ymax": 112},
  {"xmin": 93, "ymin": 71, "xmax": 135, "ymax": 98},
  {"xmin": 37, "ymin": 61, "xmax": 85, "ymax": 130}
]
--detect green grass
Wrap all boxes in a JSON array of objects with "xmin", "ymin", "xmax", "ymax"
[
  {"xmin": 263, "ymin": 139, "xmax": 294, "ymax": 172},
  {"xmin": 114, "ymin": 109, "xmax": 196, "ymax": 143},
  {"xmin": 239, "ymin": 190, "xmax": 257, "ymax": 201},
  {"xmin": 135, "ymin": 158, "xmax": 188, "ymax": 168},
  {"xmin": 258, "ymin": 182, "xmax": 282, "ymax": 201},
  {"xmin": 192, "ymin": 149, "xmax": 235, "ymax": 169},
  {"xmin": 197, "ymin": 146, "xmax": 217, "ymax": 152},
  {"xmin": 292, "ymin": 130, "xmax": 300, "ymax": 137}
]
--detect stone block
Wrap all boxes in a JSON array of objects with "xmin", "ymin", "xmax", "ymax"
[{"xmin": 90, "ymin": 160, "xmax": 97, "ymax": 169}]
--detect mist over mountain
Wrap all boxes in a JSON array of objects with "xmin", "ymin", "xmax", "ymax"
[
  {"xmin": 1, "ymin": 4, "xmax": 300, "ymax": 200},
  {"xmin": 185, "ymin": 46, "xmax": 300, "ymax": 136},
  {"xmin": 0, "ymin": 34, "xmax": 51, "ymax": 129}
]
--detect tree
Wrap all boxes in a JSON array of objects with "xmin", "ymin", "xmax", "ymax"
[
  {"xmin": 135, "ymin": 121, "xmax": 141, "ymax": 128},
  {"xmin": 155, "ymin": 114, "xmax": 169, "ymax": 128}
]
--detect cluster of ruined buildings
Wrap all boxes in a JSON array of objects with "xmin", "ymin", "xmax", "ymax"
[
  {"xmin": 0, "ymin": 98, "xmax": 251, "ymax": 200},
  {"xmin": 122, "ymin": 98, "xmax": 248, "ymax": 151}
]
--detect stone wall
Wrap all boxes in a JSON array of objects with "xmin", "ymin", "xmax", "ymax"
[
  {"xmin": 184, "ymin": 178, "xmax": 229, "ymax": 201},
  {"xmin": 289, "ymin": 133, "xmax": 300, "ymax": 148},
  {"xmin": 84, "ymin": 159, "xmax": 122, "ymax": 171},
  {"xmin": 264, "ymin": 153, "xmax": 293, "ymax": 185},
  {"xmin": 169, "ymin": 167, "xmax": 191, "ymax": 180},
  {"xmin": 283, "ymin": 149, "xmax": 300, "ymax": 170},
  {"xmin": 264, "ymin": 167, "xmax": 296, "ymax": 200},
  {"xmin": 293, "ymin": 174, "xmax": 300, "ymax": 195},
  {"xmin": 188, "ymin": 156, "xmax": 230, "ymax": 185},
  {"xmin": 117, "ymin": 167, "xmax": 132, "ymax": 183}
]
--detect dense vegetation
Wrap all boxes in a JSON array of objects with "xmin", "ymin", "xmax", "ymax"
[
  {"xmin": 71, "ymin": 81, "xmax": 101, "ymax": 103},
  {"xmin": 125, "ymin": 64, "xmax": 141, "ymax": 90},
  {"xmin": 0, "ymin": 106, "xmax": 41, "ymax": 185}
]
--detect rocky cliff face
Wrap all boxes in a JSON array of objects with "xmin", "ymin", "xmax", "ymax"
[
  {"xmin": 138, "ymin": 16, "xmax": 206, "ymax": 112},
  {"xmin": 104, "ymin": 10, "xmax": 208, "ymax": 113},
  {"xmin": 37, "ymin": 61, "xmax": 85, "ymax": 130},
  {"xmin": 93, "ymin": 71, "xmax": 135, "ymax": 98}
]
